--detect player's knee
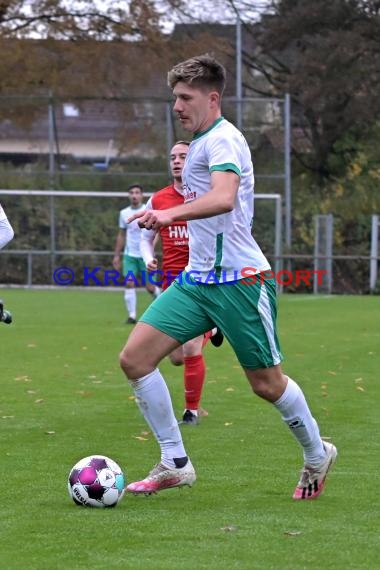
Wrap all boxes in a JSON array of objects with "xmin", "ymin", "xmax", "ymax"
[
  {"xmin": 182, "ymin": 337, "xmax": 203, "ymax": 357},
  {"xmin": 168, "ymin": 346, "xmax": 184, "ymax": 366},
  {"xmin": 247, "ymin": 366, "xmax": 286, "ymax": 402},
  {"xmin": 119, "ymin": 347, "xmax": 140, "ymax": 378},
  {"xmin": 169, "ymin": 353, "xmax": 183, "ymax": 366}
]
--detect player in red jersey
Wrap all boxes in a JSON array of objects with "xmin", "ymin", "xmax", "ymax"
[{"xmin": 140, "ymin": 141, "xmax": 223, "ymax": 424}]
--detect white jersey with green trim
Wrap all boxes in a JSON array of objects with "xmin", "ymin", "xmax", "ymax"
[
  {"xmin": 119, "ymin": 204, "xmax": 146, "ymax": 257},
  {"xmin": 182, "ymin": 117, "xmax": 271, "ymax": 283}
]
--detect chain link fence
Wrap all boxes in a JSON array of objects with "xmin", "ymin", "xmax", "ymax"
[{"xmin": 0, "ymin": 95, "xmax": 378, "ymax": 293}]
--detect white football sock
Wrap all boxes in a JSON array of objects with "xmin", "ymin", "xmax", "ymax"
[
  {"xmin": 124, "ymin": 288, "xmax": 136, "ymax": 319},
  {"xmin": 131, "ymin": 369, "xmax": 187, "ymax": 467},
  {"xmin": 274, "ymin": 376, "xmax": 326, "ymax": 466},
  {"xmin": 153, "ymin": 286, "xmax": 161, "ymax": 298}
]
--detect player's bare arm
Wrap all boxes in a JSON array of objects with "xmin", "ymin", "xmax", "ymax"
[
  {"xmin": 140, "ymin": 225, "xmax": 159, "ymax": 271},
  {"xmin": 112, "ymin": 229, "xmax": 126, "ymax": 271},
  {"xmin": 146, "ymin": 232, "xmax": 160, "ymax": 271},
  {"xmin": 128, "ymin": 171, "xmax": 239, "ymax": 230}
]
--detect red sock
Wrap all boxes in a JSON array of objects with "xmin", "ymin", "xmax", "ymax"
[
  {"xmin": 202, "ymin": 330, "xmax": 213, "ymax": 348},
  {"xmin": 184, "ymin": 354, "xmax": 206, "ymax": 410}
]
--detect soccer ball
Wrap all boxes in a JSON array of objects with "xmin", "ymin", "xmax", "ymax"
[{"xmin": 68, "ymin": 455, "xmax": 125, "ymax": 508}]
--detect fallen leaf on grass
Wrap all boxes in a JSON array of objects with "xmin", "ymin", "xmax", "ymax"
[
  {"xmin": 226, "ymin": 387, "xmax": 235, "ymax": 392},
  {"xmin": 27, "ymin": 344, "xmax": 37, "ymax": 348},
  {"xmin": 34, "ymin": 399, "xmax": 44, "ymax": 404},
  {"xmin": 133, "ymin": 436, "xmax": 148, "ymax": 441},
  {"xmin": 356, "ymin": 386, "xmax": 365, "ymax": 392},
  {"xmin": 327, "ymin": 371, "xmax": 337, "ymax": 376},
  {"xmin": 220, "ymin": 525, "xmax": 238, "ymax": 532},
  {"xmin": 2, "ymin": 415, "xmax": 15, "ymax": 419},
  {"xmin": 45, "ymin": 431, "xmax": 56, "ymax": 435},
  {"xmin": 128, "ymin": 396, "xmax": 136, "ymax": 401},
  {"xmin": 354, "ymin": 378, "xmax": 363, "ymax": 383},
  {"xmin": 224, "ymin": 422, "xmax": 233, "ymax": 427},
  {"xmin": 284, "ymin": 531, "xmax": 302, "ymax": 537}
]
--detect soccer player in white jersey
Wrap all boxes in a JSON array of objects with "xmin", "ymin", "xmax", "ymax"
[
  {"xmin": 113, "ymin": 185, "xmax": 160, "ymax": 324},
  {"xmin": 119, "ymin": 54, "xmax": 337, "ymax": 499},
  {"xmin": 0, "ymin": 203, "xmax": 14, "ymax": 250},
  {"xmin": 0, "ymin": 203, "xmax": 14, "ymax": 324}
]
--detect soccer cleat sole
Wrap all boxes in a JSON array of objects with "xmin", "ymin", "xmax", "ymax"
[{"xmin": 130, "ymin": 483, "xmax": 194, "ymax": 496}]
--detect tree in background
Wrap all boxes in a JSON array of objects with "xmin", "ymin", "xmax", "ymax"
[
  {"xmin": 164, "ymin": 0, "xmax": 380, "ymax": 274},
  {"xmin": 166, "ymin": 0, "xmax": 380, "ymax": 181},
  {"xmin": 2, "ymin": 0, "xmax": 379, "ymax": 177},
  {"xmin": 0, "ymin": 0, "xmax": 163, "ymax": 40},
  {"xmin": 0, "ymin": 0, "xmax": 167, "ymax": 97},
  {"xmin": 249, "ymin": 0, "xmax": 380, "ymax": 183},
  {"xmin": 0, "ymin": 0, "xmax": 223, "ymax": 139},
  {"xmin": 1, "ymin": 0, "xmax": 379, "ymax": 291}
]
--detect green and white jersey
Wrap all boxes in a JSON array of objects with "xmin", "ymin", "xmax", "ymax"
[
  {"xmin": 182, "ymin": 117, "xmax": 270, "ymax": 283},
  {"xmin": 119, "ymin": 204, "xmax": 146, "ymax": 257}
]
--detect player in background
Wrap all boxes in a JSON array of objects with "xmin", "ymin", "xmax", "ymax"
[
  {"xmin": 120, "ymin": 54, "xmax": 337, "ymax": 499},
  {"xmin": 0, "ymin": 203, "xmax": 14, "ymax": 324},
  {"xmin": 140, "ymin": 140, "xmax": 224, "ymax": 425},
  {"xmin": 113, "ymin": 184, "xmax": 160, "ymax": 324},
  {"xmin": 0, "ymin": 203, "xmax": 14, "ymax": 249}
]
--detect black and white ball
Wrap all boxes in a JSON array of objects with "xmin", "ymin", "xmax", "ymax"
[{"xmin": 68, "ymin": 455, "xmax": 125, "ymax": 508}]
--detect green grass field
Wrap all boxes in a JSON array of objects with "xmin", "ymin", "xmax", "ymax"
[{"xmin": 1, "ymin": 289, "xmax": 379, "ymax": 569}]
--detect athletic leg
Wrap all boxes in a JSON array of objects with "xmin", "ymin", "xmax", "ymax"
[
  {"xmin": 180, "ymin": 335, "xmax": 205, "ymax": 425},
  {"xmin": 120, "ymin": 280, "xmax": 214, "ymax": 493}
]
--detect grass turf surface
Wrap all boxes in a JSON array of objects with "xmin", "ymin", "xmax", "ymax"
[{"xmin": 1, "ymin": 290, "xmax": 379, "ymax": 569}]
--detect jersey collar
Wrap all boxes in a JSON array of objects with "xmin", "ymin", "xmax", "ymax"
[
  {"xmin": 193, "ymin": 116, "xmax": 224, "ymax": 140},
  {"xmin": 173, "ymin": 184, "xmax": 184, "ymax": 197}
]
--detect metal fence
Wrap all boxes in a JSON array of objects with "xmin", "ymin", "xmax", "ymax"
[
  {"xmin": 0, "ymin": 189, "xmax": 283, "ymax": 288},
  {"xmin": 0, "ymin": 189, "xmax": 378, "ymax": 294},
  {"xmin": 1, "ymin": 251, "xmax": 377, "ymax": 294},
  {"xmin": 0, "ymin": 95, "xmax": 379, "ymax": 294},
  {"xmin": 0, "ymin": 94, "xmax": 290, "ymax": 191}
]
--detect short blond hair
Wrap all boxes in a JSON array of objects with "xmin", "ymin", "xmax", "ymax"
[{"xmin": 168, "ymin": 54, "xmax": 226, "ymax": 96}]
